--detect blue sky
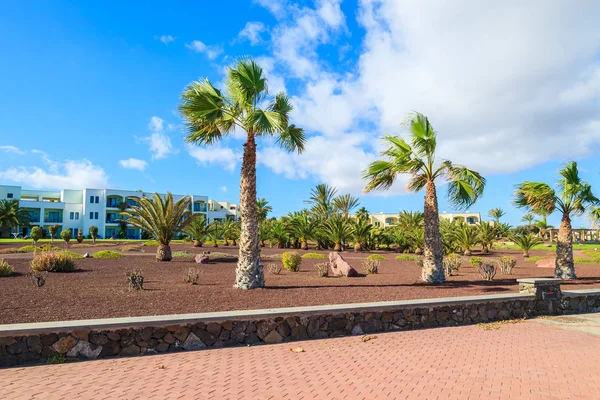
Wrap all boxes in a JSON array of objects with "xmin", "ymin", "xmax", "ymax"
[{"xmin": 1, "ymin": 0, "xmax": 600, "ymax": 227}]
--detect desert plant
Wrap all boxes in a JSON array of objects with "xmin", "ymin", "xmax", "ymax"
[
  {"xmin": 121, "ymin": 192, "xmax": 193, "ymax": 262},
  {"xmin": 367, "ymin": 254, "xmax": 387, "ymax": 261},
  {"xmin": 92, "ymin": 250, "xmax": 123, "ymax": 259},
  {"xmin": 315, "ymin": 262, "xmax": 329, "ymax": 277},
  {"xmin": 30, "ymin": 252, "xmax": 77, "ymax": 272},
  {"xmin": 30, "ymin": 226, "xmax": 43, "ymax": 244},
  {"xmin": 89, "ymin": 225, "xmax": 98, "ymax": 243},
  {"xmin": 510, "ymin": 233, "xmax": 543, "ymax": 258},
  {"xmin": 363, "ymin": 112, "xmax": 486, "ymax": 283},
  {"xmin": 180, "ymin": 58, "xmax": 306, "ymax": 290},
  {"xmin": 478, "ymin": 263, "xmax": 497, "ymax": 281},
  {"xmin": 76, "ymin": 231, "xmax": 84, "ymax": 243},
  {"xmin": 267, "ymin": 263, "xmax": 283, "ymax": 275},
  {"xmin": 31, "ymin": 270, "xmax": 47, "ymax": 287},
  {"xmin": 184, "ymin": 267, "xmax": 201, "ymax": 285},
  {"xmin": 184, "ymin": 215, "xmax": 210, "ymax": 247},
  {"xmin": 126, "ymin": 269, "xmax": 144, "ymax": 290},
  {"xmin": 60, "ymin": 229, "xmax": 72, "ymax": 243},
  {"xmin": 395, "ymin": 254, "xmax": 416, "ymax": 261},
  {"xmin": 0, "ymin": 259, "xmax": 13, "ymax": 277},
  {"xmin": 301, "ymin": 252, "xmax": 327, "ymax": 259},
  {"xmin": 443, "ymin": 254, "xmax": 462, "ymax": 276},
  {"xmin": 498, "ymin": 256, "xmax": 517, "ymax": 274},
  {"xmin": 281, "ymin": 251, "xmax": 302, "ymax": 272},
  {"xmin": 469, "ymin": 256, "xmax": 483, "ymax": 268},
  {"xmin": 363, "ymin": 259, "xmax": 379, "ymax": 275}
]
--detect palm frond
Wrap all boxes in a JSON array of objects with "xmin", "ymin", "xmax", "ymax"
[
  {"xmin": 513, "ymin": 182, "xmax": 557, "ymax": 214},
  {"xmin": 275, "ymin": 124, "xmax": 306, "ymax": 153},
  {"xmin": 445, "ymin": 165, "xmax": 486, "ymax": 210}
]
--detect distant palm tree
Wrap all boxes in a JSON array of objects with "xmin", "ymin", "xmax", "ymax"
[
  {"xmin": 397, "ymin": 211, "xmax": 424, "ymax": 231},
  {"xmin": 289, "ymin": 213, "xmax": 317, "ymax": 250},
  {"xmin": 355, "ymin": 207, "xmax": 370, "ymax": 221},
  {"xmin": 121, "ymin": 193, "xmax": 192, "ymax": 261},
  {"xmin": 452, "ymin": 223, "xmax": 480, "ymax": 256},
  {"xmin": 305, "ymin": 184, "xmax": 337, "ymax": 219},
  {"xmin": 207, "ymin": 221, "xmax": 222, "ymax": 248},
  {"xmin": 477, "ymin": 221, "xmax": 497, "ymax": 254},
  {"xmin": 256, "ymin": 198, "xmax": 272, "ymax": 221},
  {"xmin": 184, "ymin": 215, "xmax": 210, "ymax": 247},
  {"xmin": 351, "ymin": 217, "xmax": 372, "ymax": 252},
  {"xmin": 332, "ymin": 194, "xmax": 360, "ymax": 217},
  {"xmin": 363, "ymin": 112, "xmax": 486, "ymax": 283},
  {"xmin": 510, "ymin": 233, "xmax": 543, "ymax": 258},
  {"xmin": 514, "ymin": 161, "xmax": 598, "ymax": 278},
  {"xmin": 0, "ymin": 199, "xmax": 30, "ymax": 238},
  {"xmin": 323, "ymin": 215, "xmax": 353, "ymax": 252},
  {"xmin": 180, "ymin": 58, "xmax": 305, "ymax": 290},
  {"xmin": 220, "ymin": 219, "xmax": 237, "ymax": 246},
  {"xmin": 487, "ymin": 208, "xmax": 506, "ymax": 225},
  {"xmin": 521, "ymin": 213, "xmax": 535, "ymax": 226}
]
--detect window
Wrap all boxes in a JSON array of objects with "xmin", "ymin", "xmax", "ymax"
[
  {"xmin": 75, "ymin": 212, "xmax": 79, "ymax": 220},
  {"xmin": 7, "ymin": 193, "xmax": 13, "ymax": 199},
  {"xmin": 94, "ymin": 212, "xmax": 98, "ymax": 220},
  {"xmin": 375, "ymin": 222, "xmax": 381, "ymax": 227},
  {"xmin": 90, "ymin": 212, "xmax": 94, "ymax": 219},
  {"xmin": 95, "ymin": 196, "xmax": 99, "ymax": 204},
  {"xmin": 90, "ymin": 195, "xmax": 94, "ymax": 203},
  {"xmin": 70, "ymin": 212, "xmax": 74, "ymax": 220}
]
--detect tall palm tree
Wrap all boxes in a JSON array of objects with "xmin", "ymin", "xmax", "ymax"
[
  {"xmin": 514, "ymin": 161, "xmax": 598, "ymax": 279},
  {"xmin": 184, "ymin": 214, "xmax": 210, "ymax": 247},
  {"xmin": 305, "ymin": 184, "xmax": 336, "ymax": 219},
  {"xmin": 0, "ymin": 200, "xmax": 30, "ymax": 238},
  {"xmin": 121, "ymin": 193, "xmax": 193, "ymax": 261},
  {"xmin": 332, "ymin": 194, "xmax": 360, "ymax": 217},
  {"xmin": 351, "ymin": 217, "xmax": 372, "ymax": 252},
  {"xmin": 256, "ymin": 198, "xmax": 272, "ymax": 221},
  {"xmin": 521, "ymin": 213, "xmax": 535, "ymax": 226},
  {"xmin": 363, "ymin": 112, "xmax": 486, "ymax": 283},
  {"xmin": 180, "ymin": 58, "xmax": 305, "ymax": 289},
  {"xmin": 323, "ymin": 215, "xmax": 353, "ymax": 252},
  {"xmin": 487, "ymin": 208, "xmax": 506, "ymax": 225}
]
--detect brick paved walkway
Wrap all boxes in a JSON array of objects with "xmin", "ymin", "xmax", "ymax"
[{"xmin": 2, "ymin": 314, "xmax": 600, "ymax": 399}]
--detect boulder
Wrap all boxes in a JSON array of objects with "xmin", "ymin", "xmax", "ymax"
[
  {"xmin": 66, "ymin": 340, "xmax": 102, "ymax": 359},
  {"xmin": 195, "ymin": 254, "xmax": 209, "ymax": 264},
  {"xmin": 83, "ymin": 253, "xmax": 91, "ymax": 258},
  {"xmin": 182, "ymin": 333, "xmax": 206, "ymax": 351},
  {"xmin": 328, "ymin": 252, "xmax": 358, "ymax": 277}
]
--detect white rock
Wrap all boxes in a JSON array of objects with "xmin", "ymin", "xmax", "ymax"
[
  {"xmin": 182, "ymin": 332, "xmax": 206, "ymax": 351},
  {"xmin": 66, "ymin": 340, "xmax": 102, "ymax": 359}
]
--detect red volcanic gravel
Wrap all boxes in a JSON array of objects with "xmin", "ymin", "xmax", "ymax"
[{"xmin": 1, "ymin": 244, "xmax": 600, "ymax": 324}]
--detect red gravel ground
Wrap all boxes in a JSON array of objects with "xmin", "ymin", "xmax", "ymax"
[{"xmin": 1, "ymin": 244, "xmax": 599, "ymax": 324}]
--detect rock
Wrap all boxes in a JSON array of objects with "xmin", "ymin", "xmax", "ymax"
[
  {"xmin": 257, "ymin": 320, "xmax": 277, "ymax": 339},
  {"xmin": 307, "ymin": 319, "xmax": 320, "ymax": 337},
  {"xmin": 89, "ymin": 333, "xmax": 108, "ymax": 346},
  {"xmin": 173, "ymin": 327, "xmax": 189, "ymax": 342},
  {"xmin": 194, "ymin": 329, "xmax": 217, "ymax": 346},
  {"xmin": 351, "ymin": 325, "xmax": 364, "ymax": 335},
  {"xmin": 244, "ymin": 334, "xmax": 261, "ymax": 345},
  {"xmin": 290, "ymin": 326, "xmax": 308, "ymax": 340},
  {"xmin": 71, "ymin": 331, "xmax": 89, "ymax": 342},
  {"xmin": 206, "ymin": 323, "xmax": 222, "ymax": 336},
  {"xmin": 329, "ymin": 318, "xmax": 347, "ymax": 331},
  {"xmin": 52, "ymin": 336, "xmax": 78, "ymax": 353},
  {"xmin": 119, "ymin": 345, "xmax": 141, "ymax": 356},
  {"xmin": 195, "ymin": 254, "xmax": 210, "ymax": 264},
  {"xmin": 140, "ymin": 327, "xmax": 153, "ymax": 342},
  {"xmin": 328, "ymin": 252, "xmax": 358, "ymax": 277},
  {"xmin": 84, "ymin": 253, "xmax": 91, "ymax": 258},
  {"xmin": 263, "ymin": 330, "xmax": 283, "ymax": 344},
  {"xmin": 41, "ymin": 333, "xmax": 59, "ymax": 347},
  {"xmin": 107, "ymin": 332, "xmax": 121, "ymax": 341},
  {"xmin": 7, "ymin": 341, "xmax": 27, "ymax": 355},
  {"xmin": 66, "ymin": 341, "xmax": 102, "ymax": 359},
  {"xmin": 163, "ymin": 333, "xmax": 176, "ymax": 344},
  {"xmin": 156, "ymin": 342, "xmax": 170, "ymax": 352},
  {"xmin": 101, "ymin": 341, "xmax": 120, "ymax": 356},
  {"xmin": 182, "ymin": 333, "xmax": 206, "ymax": 351},
  {"xmin": 26, "ymin": 336, "xmax": 42, "ymax": 353},
  {"xmin": 276, "ymin": 321, "xmax": 291, "ymax": 337},
  {"xmin": 221, "ymin": 321, "xmax": 233, "ymax": 331},
  {"xmin": 0, "ymin": 337, "xmax": 17, "ymax": 346}
]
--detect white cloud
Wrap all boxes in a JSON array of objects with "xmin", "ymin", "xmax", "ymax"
[
  {"xmin": 119, "ymin": 158, "xmax": 148, "ymax": 171},
  {"xmin": 155, "ymin": 35, "xmax": 175, "ymax": 44},
  {"xmin": 253, "ymin": 0, "xmax": 287, "ymax": 18},
  {"xmin": 0, "ymin": 145, "xmax": 24, "ymax": 155},
  {"xmin": 238, "ymin": 22, "xmax": 267, "ymax": 45},
  {"xmin": 148, "ymin": 116, "xmax": 164, "ymax": 132},
  {"xmin": 186, "ymin": 40, "xmax": 223, "ymax": 60},
  {"xmin": 187, "ymin": 145, "xmax": 239, "ymax": 171},
  {"xmin": 219, "ymin": 186, "xmax": 228, "ymax": 192},
  {"xmin": 0, "ymin": 159, "xmax": 109, "ymax": 190},
  {"xmin": 138, "ymin": 116, "xmax": 177, "ymax": 159}
]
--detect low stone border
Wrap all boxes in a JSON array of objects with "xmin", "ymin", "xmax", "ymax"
[{"xmin": 1, "ymin": 288, "xmax": 600, "ymax": 368}]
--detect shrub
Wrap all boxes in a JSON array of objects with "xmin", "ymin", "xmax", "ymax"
[
  {"xmin": 40, "ymin": 244, "xmax": 60, "ymax": 252},
  {"xmin": 0, "ymin": 248, "xmax": 25, "ymax": 254},
  {"xmin": 184, "ymin": 267, "xmax": 200, "ymax": 285},
  {"xmin": 315, "ymin": 262, "xmax": 329, "ymax": 277},
  {"xmin": 443, "ymin": 254, "xmax": 462, "ymax": 276},
  {"xmin": 143, "ymin": 240, "xmax": 159, "ymax": 247},
  {"xmin": 498, "ymin": 256, "xmax": 517, "ymax": 274},
  {"xmin": 76, "ymin": 231, "xmax": 84, "ymax": 243},
  {"xmin": 92, "ymin": 250, "xmax": 123, "ymax": 259},
  {"xmin": 363, "ymin": 259, "xmax": 379, "ymax": 275},
  {"xmin": 126, "ymin": 269, "xmax": 144, "ymax": 290},
  {"xmin": 89, "ymin": 225, "xmax": 98, "ymax": 242},
  {"xmin": 58, "ymin": 251, "xmax": 84, "ymax": 259},
  {"xmin": 19, "ymin": 244, "xmax": 60, "ymax": 253},
  {"xmin": 173, "ymin": 251, "xmax": 194, "ymax": 259},
  {"xmin": 395, "ymin": 254, "xmax": 415, "ymax": 261},
  {"xmin": 31, "ymin": 271, "xmax": 47, "ymax": 287},
  {"xmin": 0, "ymin": 259, "xmax": 13, "ymax": 277},
  {"xmin": 30, "ymin": 252, "xmax": 77, "ymax": 272},
  {"xmin": 414, "ymin": 256, "xmax": 424, "ymax": 267},
  {"xmin": 301, "ymin": 252, "xmax": 327, "ymax": 259},
  {"xmin": 478, "ymin": 263, "xmax": 497, "ymax": 281},
  {"xmin": 282, "ymin": 251, "xmax": 302, "ymax": 272},
  {"xmin": 469, "ymin": 257, "xmax": 483, "ymax": 268},
  {"xmin": 60, "ymin": 229, "xmax": 72, "ymax": 243},
  {"xmin": 30, "ymin": 226, "xmax": 43, "ymax": 243},
  {"xmin": 267, "ymin": 263, "xmax": 283, "ymax": 275},
  {"xmin": 367, "ymin": 254, "xmax": 386, "ymax": 261}
]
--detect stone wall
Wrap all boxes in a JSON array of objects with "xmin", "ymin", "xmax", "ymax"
[{"xmin": 2, "ymin": 292, "xmax": 600, "ymax": 368}]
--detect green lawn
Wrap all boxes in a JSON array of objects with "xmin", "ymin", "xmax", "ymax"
[{"xmin": 495, "ymin": 243, "xmax": 600, "ymax": 251}]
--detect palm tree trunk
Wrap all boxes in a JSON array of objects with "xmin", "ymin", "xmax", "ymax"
[
  {"xmin": 422, "ymin": 181, "xmax": 445, "ymax": 283},
  {"xmin": 301, "ymin": 241, "xmax": 308, "ymax": 250},
  {"xmin": 193, "ymin": 240, "xmax": 202, "ymax": 247},
  {"xmin": 354, "ymin": 242, "xmax": 361, "ymax": 252},
  {"xmin": 555, "ymin": 214, "xmax": 575, "ymax": 279},
  {"xmin": 156, "ymin": 244, "xmax": 172, "ymax": 261},
  {"xmin": 482, "ymin": 244, "xmax": 489, "ymax": 254},
  {"xmin": 235, "ymin": 133, "xmax": 264, "ymax": 289}
]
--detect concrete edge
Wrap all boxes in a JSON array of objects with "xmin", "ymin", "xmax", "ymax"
[
  {"xmin": 0, "ymin": 292, "xmax": 537, "ymax": 336},
  {"xmin": 563, "ymin": 289, "xmax": 600, "ymax": 297}
]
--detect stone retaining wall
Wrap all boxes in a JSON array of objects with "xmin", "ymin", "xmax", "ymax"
[{"xmin": 1, "ymin": 291, "xmax": 600, "ymax": 367}]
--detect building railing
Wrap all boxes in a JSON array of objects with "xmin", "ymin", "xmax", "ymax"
[{"xmin": 45, "ymin": 217, "xmax": 62, "ymax": 223}]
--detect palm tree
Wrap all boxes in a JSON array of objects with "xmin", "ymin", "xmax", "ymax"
[
  {"xmin": 355, "ymin": 207, "xmax": 370, "ymax": 221},
  {"xmin": 220, "ymin": 219, "xmax": 238, "ymax": 246},
  {"xmin": 184, "ymin": 215, "xmax": 210, "ymax": 247},
  {"xmin": 268, "ymin": 219, "xmax": 289, "ymax": 248},
  {"xmin": 305, "ymin": 184, "xmax": 336, "ymax": 219},
  {"xmin": 451, "ymin": 223, "xmax": 480, "ymax": 256},
  {"xmin": 256, "ymin": 198, "xmax": 272, "ymax": 221},
  {"xmin": 477, "ymin": 221, "xmax": 496, "ymax": 254},
  {"xmin": 289, "ymin": 213, "xmax": 317, "ymax": 250},
  {"xmin": 521, "ymin": 213, "xmax": 535, "ymax": 226},
  {"xmin": 351, "ymin": 217, "xmax": 372, "ymax": 252},
  {"xmin": 363, "ymin": 112, "xmax": 486, "ymax": 283},
  {"xmin": 0, "ymin": 200, "xmax": 30, "ymax": 238},
  {"xmin": 397, "ymin": 211, "xmax": 424, "ymax": 231},
  {"xmin": 514, "ymin": 161, "xmax": 598, "ymax": 279},
  {"xmin": 323, "ymin": 215, "xmax": 353, "ymax": 252},
  {"xmin": 510, "ymin": 233, "xmax": 543, "ymax": 257},
  {"xmin": 487, "ymin": 208, "xmax": 506, "ymax": 225},
  {"xmin": 121, "ymin": 193, "xmax": 192, "ymax": 261},
  {"xmin": 207, "ymin": 221, "xmax": 222, "ymax": 247},
  {"xmin": 179, "ymin": 58, "xmax": 306, "ymax": 290},
  {"xmin": 332, "ymin": 194, "xmax": 360, "ymax": 217}
]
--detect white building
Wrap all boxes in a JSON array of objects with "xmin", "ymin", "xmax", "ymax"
[
  {"xmin": 0, "ymin": 185, "xmax": 240, "ymax": 239},
  {"xmin": 359, "ymin": 211, "xmax": 482, "ymax": 228}
]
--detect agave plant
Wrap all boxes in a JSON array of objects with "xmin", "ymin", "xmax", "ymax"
[
  {"xmin": 183, "ymin": 215, "xmax": 210, "ymax": 247},
  {"xmin": 323, "ymin": 215, "xmax": 353, "ymax": 252},
  {"xmin": 510, "ymin": 233, "xmax": 543, "ymax": 257},
  {"xmin": 121, "ymin": 193, "xmax": 192, "ymax": 261}
]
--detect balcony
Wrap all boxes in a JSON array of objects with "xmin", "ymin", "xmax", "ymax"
[{"xmin": 45, "ymin": 217, "xmax": 62, "ymax": 223}]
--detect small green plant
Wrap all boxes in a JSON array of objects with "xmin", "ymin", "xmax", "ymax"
[
  {"xmin": 498, "ymin": 256, "xmax": 517, "ymax": 274},
  {"xmin": 76, "ymin": 231, "xmax": 84, "ymax": 243},
  {"xmin": 443, "ymin": 254, "xmax": 462, "ymax": 276},
  {"xmin": 210, "ymin": 252, "xmax": 237, "ymax": 259},
  {"xmin": 363, "ymin": 259, "xmax": 379, "ymax": 275},
  {"xmin": 143, "ymin": 240, "xmax": 159, "ymax": 247},
  {"xmin": 414, "ymin": 256, "xmax": 424, "ymax": 267},
  {"xmin": 92, "ymin": 250, "xmax": 123, "ymax": 259},
  {"xmin": 523, "ymin": 256, "xmax": 544, "ymax": 263},
  {"xmin": 574, "ymin": 257, "xmax": 600, "ymax": 264},
  {"xmin": 478, "ymin": 263, "xmax": 497, "ymax": 281},
  {"xmin": 30, "ymin": 226, "xmax": 43, "ymax": 244},
  {"xmin": 126, "ymin": 269, "xmax": 144, "ymax": 290},
  {"xmin": 31, "ymin": 271, "xmax": 47, "ymax": 287},
  {"xmin": 30, "ymin": 252, "xmax": 77, "ymax": 272},
  {"xmin": 19, "ymin": 244, "xmax": 61, "ymax": 253},
  {"xmin": 184, "ymin": 267, "xmax": 200, "ymax": 285},
  {"xmin": 315, "ymin": 262, "xmax": 329, "ymax": 277},
  {"xmin": 367, "ymin": 254, "xmax": 386, "ymax": 261},
  {"xmin": 46, "ymin": 352, "xmax": 66, "ymax": 364},
  {"xmin": 89, "ymin": 225, "xmax": 99, "ymax": 243},
  {"xmin": 58, "ymin": 251, "xmax": 84, "ymax": 259},
  {"xmin": 281, "ymin": 251, "xmax": 302, "ymax": 272},
  {"xmin": 395, "ymin": 254, "xmax": 415, "ymax": 261},
  {"xmin": 469, "ymin": 257, "xmax": 483, "ymax": 268},
  {"xmin": 173, "ymin": 251, "xmax": 195, "ymax": 259},
  {"xmin": 0, "ymin": 259, "xmax": 14, "ymax": 277},
  {"xmin": 301, "ymin": 252, "xmax": 327, "ymax": 259},
  {"xmin": 60, "ymin": 229, "xmax": 72, "ymax": 243},
  {"xmin": 267, "ymin": 263, "xmax": 283, "ymax": 275}
]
